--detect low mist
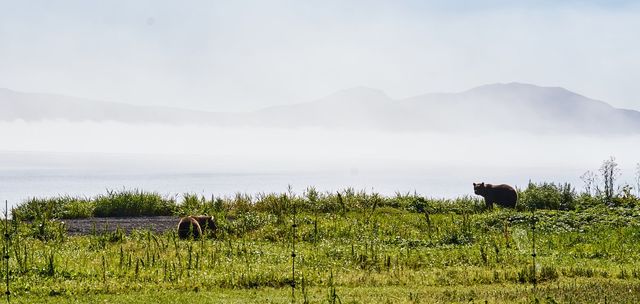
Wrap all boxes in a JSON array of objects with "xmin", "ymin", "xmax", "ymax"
[{"xmin": 1, "ymin": 121, "xmax": 638, "ymax": 206}]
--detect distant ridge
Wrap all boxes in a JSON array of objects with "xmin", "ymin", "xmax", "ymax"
[
  {"xmin": 0, "ymin": 88, "xmax": 232, "ymax": 124},
  {"xmin": 397, "ymin": 82, "xmax": 640, "ymax": 133},
  {"xmin": 1, "ymin": 83, "xmax": 639, "ymax": 133}
]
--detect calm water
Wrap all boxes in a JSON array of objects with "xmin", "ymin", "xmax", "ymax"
[
  {"xmin": 0, "ymin": 166, "xmax": 587, "ymax": 210},
  {"xmin": 2, "ymin": 124, "xmax": 638, "ymax": 209}
]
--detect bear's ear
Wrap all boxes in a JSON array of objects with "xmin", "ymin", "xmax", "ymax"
[
  {"xmin": 473, "ymin": 183, "xmax": 476, "ymax": 187},
  {"xmin": 481, "ymin": 182, "xmax": 485, "ymax": 186}
]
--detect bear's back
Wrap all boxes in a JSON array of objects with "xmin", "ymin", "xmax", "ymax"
[
  {"xmin": 486, "ymin": 184, "xmax": 517, "ymax": 207},
  {"xmin": 177, "ymin": 216, "xmax": 203, "ymax": 239}
]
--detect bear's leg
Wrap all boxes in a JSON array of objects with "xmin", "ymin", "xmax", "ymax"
[{"xmin": 485, "ymin": 199, "xmax": 494, "ymax": 210}]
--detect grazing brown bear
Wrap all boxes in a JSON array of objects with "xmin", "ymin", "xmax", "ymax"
[
  {"xmin": 473, "ymin": 182, "xmax": 517, "ymax": 209},
  {"xmin": 177, "ymin": 216, "xmax": 202, "ymax": 239},
  {"xmin": 177, "ymin": 215, "xmax": 217, "ymax": 239}
]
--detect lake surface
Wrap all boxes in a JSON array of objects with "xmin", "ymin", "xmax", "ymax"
[
  {"xmin": 0, "ymin": 164, "xmax": 589, "ymax": 210},
  {"xmin": 2, "ymin": 123, "xmax": 638, "ymax": 209},
  {"xmin": 0, "ymin": 169, "xmax": 466, "ymax": 207}
]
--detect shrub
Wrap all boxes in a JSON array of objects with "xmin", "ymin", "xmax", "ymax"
[
  {"xmin": 611, "ymin": 185, "xmax": 640, "ymax": 208},
  {"xmin": 61, "ymin": 199, "xmax": 95, "ymax": 219},
  {"xmin": 518, "ymin": 182, "xmax": 576, "ymax": 210},
  {"xmin": 93, "ymin": 189, "xmax": 176, "ymax": 217},
  {"xmin": 254, "ymin": 193, "xmax": 290, "ymax": 216},
  {"xmin": 177, "ymin": 194, "xmax": 215, "ymax": 216},
  {"xmin": 428, "ymin": 196, "xmax": 485, "ymax": 214},
  {"xmin": 574, "ymin": 193, "xmax": 603, "ymax": 210},
  {"xmin": 12, "ymin": 197, "xmax": 62, "ymax": 221},
  {"xmin": 12, "ymin": 196, "xmax": 92, "ymax": 220}
]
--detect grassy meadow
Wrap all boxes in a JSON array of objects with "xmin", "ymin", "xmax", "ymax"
[{"xmin": 3, "ymin": 171, "xmax": 640, "ymax": 303}]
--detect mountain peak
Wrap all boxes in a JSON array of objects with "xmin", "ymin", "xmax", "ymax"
[
  {"xmin": 2, "ymin": 84, "xmax": 639, "ymax": 133},
  {"xmin": 466, "ymin": 82, "xmax": 569, "ymax": 94},
  {"xmin": 461, "ymin": 82, "xmax": 592, "ymax": 106}
]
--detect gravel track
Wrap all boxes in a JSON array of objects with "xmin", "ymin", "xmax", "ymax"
[{"xmin": 62, "ymin": 216, "xmax": 179, "ymax": 235}]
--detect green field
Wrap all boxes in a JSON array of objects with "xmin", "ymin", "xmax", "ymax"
[{"xmin": 3, "ymin": 181, "xmax": 640, "ymax": 303}]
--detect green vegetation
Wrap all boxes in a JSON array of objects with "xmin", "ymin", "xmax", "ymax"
[
  {"xmin": 12, "ymin": 189, "xmax": 177, "ymax": 220},
  {"xmin": 4, "ymin": 158, "xmax": 640, "ymax": 303},
  {"xmin": 12, "ymin": 182, "xmax": 639, "ymax": 221},
  {"xmin": 3, "ymin": 189, "xmax": 640, "ymax": 303}
]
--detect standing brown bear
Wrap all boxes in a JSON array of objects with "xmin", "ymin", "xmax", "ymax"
[
  {"xmin": 177, "ymin": 215, "xmax": 216, "ymax": 239},
  {"xmin": 473, "ymin": 182, "xmax": 517, "ymax": 209}
]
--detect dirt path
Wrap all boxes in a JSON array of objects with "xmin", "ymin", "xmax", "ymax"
[{"xmin": 62, "ymin": 216, "xmax": 179, "ymax": 235}]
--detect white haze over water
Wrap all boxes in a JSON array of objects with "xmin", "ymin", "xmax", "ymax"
[{"xmin": 1, "ymin": 121, "xmax": 639, "ymax": 208}]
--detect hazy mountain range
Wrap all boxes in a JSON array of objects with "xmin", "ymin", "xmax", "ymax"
[{"xmin": 2, "ymin": 83, "xmax": 639, "ymax": 133}]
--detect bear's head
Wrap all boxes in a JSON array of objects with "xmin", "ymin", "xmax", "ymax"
[
  {"xmin": 201, "ymin": 216, "xmax": 216, "ymax": 230},
  {"xmin": 473, "ymin": 182, "xmax": 486, "ymax": 195},
  {"xmin": 192, "ymin": 215, "xmax": 216, "ymax": 230}
]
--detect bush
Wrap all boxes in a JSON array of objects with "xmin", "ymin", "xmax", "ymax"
[
  {"xmin": 428, "ymin": 196, "xmax": 486, "ymax": 214},
  {"xmin": 611, "ymin": 185, "xmax": 640, "ymax": 208},
  {"xmin": 12, "ymin": 197, "xmax": 62, "ymax": 221},
  {"xmin": 61, "ymin": 199, "xmax": 95, "ymax": 219},
  {"xmin": 177, "ymin": 193, "xmax": 216, "ymax": 216},
  {"xmin": 93, "ymin": 189, "xmax": 176, "ymax": 217},
  {"xmin": 254, "ymin": 193, "xmax": 291, "ymax": 216},
  {"xmin": 12, "ymin": 196, "xmax": 92, "ymax": 221},
  {"xmin": 518, "ymin": 182, "xmax": 576, "ymax": 210},
  {"xmin": 574, "ymin": 193, "xmax": 603, "ymax": 210}
]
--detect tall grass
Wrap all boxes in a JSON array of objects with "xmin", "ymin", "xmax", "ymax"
[
  {"xmin": 11, "ymin": 180, "xmax": 640, "ymax": 221},
  {"xmin": 12, "ymin": 195, "xmax": 92, "ymax": 220},
  {"xmin": 4, "ymin": 185, "xmax": 640, "ymax": 302},
  {"xmin": 13, "ymin": 190, "xmax": 176, "ymax": 220},
  {"xmin": 3, "ymin": 202, "xmax": 640, "ymax": 302},
  {"xmin": 93, "ymin": 189, "xmax": 177, "ymax": 217}
]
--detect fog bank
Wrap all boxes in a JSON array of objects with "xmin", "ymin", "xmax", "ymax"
[{"xmin": 2, "ymin": 121, "xmax": 638, "ymax": 178}]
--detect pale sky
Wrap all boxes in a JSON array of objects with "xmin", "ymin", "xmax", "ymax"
[{"xmin": 1, "ymin": 0, "xmax": 639, "ymax": 112}]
